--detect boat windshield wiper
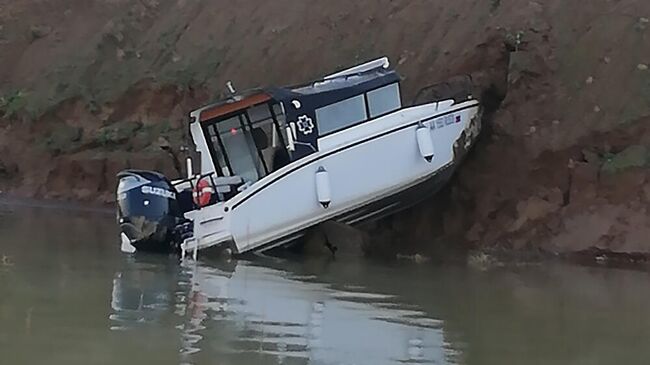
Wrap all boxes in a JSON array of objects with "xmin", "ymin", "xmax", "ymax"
[{"xmin": 292, "ymin": 141, "xmax": 317, "ymax": 152}]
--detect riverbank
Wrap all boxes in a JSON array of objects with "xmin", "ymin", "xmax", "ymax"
[{"xmin": 2, "ymin": 0, "xmax": 650, "ymax": 258}]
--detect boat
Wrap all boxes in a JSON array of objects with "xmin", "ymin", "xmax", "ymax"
[{"xmin": 116, "ymin": 57, "xmax": 483, "ymax": 257}]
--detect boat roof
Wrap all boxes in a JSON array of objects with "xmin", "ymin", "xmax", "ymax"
[
  {"xmin": 266, "ymin": 66, "xmax": 400, "ymax": 111},
  {"xmin": 195, "ymin": 58, "xmax": 401, "ymax": 123}
]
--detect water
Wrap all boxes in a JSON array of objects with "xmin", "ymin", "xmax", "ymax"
[{"xmin": 2, "ymin": 205, "xmax": 650, "ymax": 365}]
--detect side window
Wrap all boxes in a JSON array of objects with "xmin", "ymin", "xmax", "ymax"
[
  {"xmin": 206, "ymin": 125, "xmax": 230, "ymax": 176},
  {"xmin": 247, "ymin": 103, "xmax": 289, "ymax": 172},
  {"xmin": 367, "ymin": 83, "xmax": 401, "ymax": 118},
  {"xmin": 216, "ymin": 115, "xmax": 262, "ymax": 183},
  {"xmin": 246, "ymin": 104, "xmax": 275, "ymax": 153},
  {"xmin": 316, "ymin": 95, "xmax": 367, "ymax": 135}
]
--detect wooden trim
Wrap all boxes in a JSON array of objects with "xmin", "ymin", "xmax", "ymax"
[{"xmin": 200, "ymin": 93, "xmax": 272, "ymax": 122}]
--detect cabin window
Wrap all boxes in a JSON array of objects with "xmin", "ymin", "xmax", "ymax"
[
  {"xmin": 246, "ymin": 103, "xmax": 290, "ymax": 172},
  {"xmin": 367, "ymin": 83, "xmax": 401, "ymax": 118},
  {"xmin": 215, "ymin": 115, "xmax": 264, "ymax": 183},
  {"xmin": 203, "ymin": 102, "xmax": 290, "ymax": 187},
  {"xmin": 246, "ymin": 104, "xmax": 275, "ymax": 170},
  {"xmin": 316, "ymin": 94, "xmax": 367, "ymax": 135},
  {"xmin": 206, "ymin": 126, "xmax": 230, "ymax": 175}
]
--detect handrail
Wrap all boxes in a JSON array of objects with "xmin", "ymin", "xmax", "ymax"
[
  {"xmin": 173, "ymin": 172, "xmax": 246, "ymax": 210},
  {"xmin": 412, "ymin": 75, "xmax": 475, "ymax": 106}
]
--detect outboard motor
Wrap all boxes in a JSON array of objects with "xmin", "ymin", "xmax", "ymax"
[{"xmin": 116, "ymin": 170, "xmax": 186, "ymax": 253}]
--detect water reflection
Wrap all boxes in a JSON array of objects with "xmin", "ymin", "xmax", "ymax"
[
  {"xmin": 5, "ymin": 206, "xmax": 650, "ymax": 365},
  {"xmin": 110, "ymin": 257, "xmax": 454, "ymax": 365}
]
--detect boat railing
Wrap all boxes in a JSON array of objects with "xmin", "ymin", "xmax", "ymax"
[
  {"xmin": 172, "ymin": 172, "xmax": 242, "ymax": 211},
  {"xmin": 412, "ymin": 75, "xmax": 475, "ymax": 106}
]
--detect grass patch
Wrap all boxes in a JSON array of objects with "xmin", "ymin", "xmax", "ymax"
[
  {"xmin": 505, "ymin": 30, "xmax": 525, "ymax": 52},
  {"xmin": 0, "ymin": 90, "xmax": 28, "ymax": 118},
  {"xmin": 95, "ymin": 121, "xmax": 143, "ymax": 147},
  {"xmin": 601, "ymin": 145, "xmax": 649, "ymax": 174},
  {"xmin": 43, "ymin": 125, "xmax": 83, "ymax": 155},
  {"xmin": 490, "ymin": 0, "xmax": 501, "ymax": 13}
]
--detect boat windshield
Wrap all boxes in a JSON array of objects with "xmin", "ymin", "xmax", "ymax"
[{"xmin": 203, "ymin": 102, "xmax": 290, "ymax": 185}]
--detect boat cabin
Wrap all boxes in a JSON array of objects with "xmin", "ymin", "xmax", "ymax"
[{"xmin": 189, "ymin": 58, "xmax": 402, "ymax": 195}]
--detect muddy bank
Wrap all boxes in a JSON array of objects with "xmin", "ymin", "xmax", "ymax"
[{"xmin": 2, "ymin": 0, "xmax": 650, "ymax": 257}]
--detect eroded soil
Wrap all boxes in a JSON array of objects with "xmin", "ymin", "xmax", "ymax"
[{"xmin": 1, "ymin": 0, "xmax": 650, "ymax": 257}]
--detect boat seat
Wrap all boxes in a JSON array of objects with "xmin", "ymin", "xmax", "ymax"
[
  {"xmin": 271, "ymin": 147, "xmax": 290, "ymax": 172},
  {"xmin": 212, "ymin": 176, "xmax": 244, "ymax": 201},
  {"xmin": 177, "ymin": 189, "xmax": 194, "ymax": 214}
]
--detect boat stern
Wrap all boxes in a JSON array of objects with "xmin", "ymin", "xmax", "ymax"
[{"xmin": 180, "ymin": 204, "xmax": 236, "ymax": 257}]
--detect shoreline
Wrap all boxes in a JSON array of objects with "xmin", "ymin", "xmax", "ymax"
[{"xmin": 3, "ymin": 194, "xmax": 649, "ymax": 272}]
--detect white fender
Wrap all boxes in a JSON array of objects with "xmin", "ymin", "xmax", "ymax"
[
  {"xmin": 416, "ymin": 125, "xmax": 434, "ymax": 162},
  {"xmin": 315, "ymin": 166, "xmax": 331, "ymax": 208},
  {"xmin": 120, "ymin": 232, "xmax": 136, "ymax": 253}
]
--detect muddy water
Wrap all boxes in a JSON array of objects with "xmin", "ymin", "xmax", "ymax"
[{"xmin": 2, "ymin": 205, "xmax": 650, "ymax": 365}]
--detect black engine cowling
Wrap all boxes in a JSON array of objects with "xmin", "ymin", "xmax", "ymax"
[{"xmin": 116, "ymin": 170, "xmax": 186, "ymax": 253}]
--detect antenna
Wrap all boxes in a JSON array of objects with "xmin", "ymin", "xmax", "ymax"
[{"xmin": 226, "ymin": 81, "xmax": 236, "ymax": 95}]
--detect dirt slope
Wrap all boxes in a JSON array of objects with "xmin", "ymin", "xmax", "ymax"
[{"xmin": 1, "ymin": 0, "xmax": 650, "ymax": 256}]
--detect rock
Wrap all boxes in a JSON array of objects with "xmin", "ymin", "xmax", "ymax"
[
  {"xmin": 644, "ymin": 185, "xmax": 650, "ymax": 202},
  {"xmin": 545, "ymin": 187, "xmax": 565, "ymax": 207},
  {"xmin": 509, "ymin": 192, "xmax": 561, "ymax": 232},
  {"xmin": 29, "ymin": 25, "xmax": 52, "ymax": 41},
  {"xmin": 550, "ymin": 204, "xmax": 650, "ymax": 254},
  {"xmin": 545, "ymin": 216, "xmax": 562, "ymax": 234},
  {"xmin": 466, "ymin": 222, "xmax": 484, "ymax": 242},
  {"xmin": 303, "ymin": 221, "xmax": 366, "ymax": 256},
  {"xmin": 467, "ymin": 251, "xmax": 498, "ymax": 271},
  {"xmin": 0, "ymin": 160, "xmax": 9, "ymax": 177},
  {"xmin": 585, "ymin": 76, "xmax": 594, "ymax": 84},
  {"xmin": 508, "ymin": 51, "xmax": 546, "ymax": 84},
  {"xmin": 581, "ymin": 149, "xmax": 600, "ymax": 164},
  {"xmin": 601, "ymin": 145, "xmax": 648, "ymax": 174},
  {"xmin": 157, "ymin": 136, "xmax": 171, "ymax": 150},
  {"xmin": 567, "ymin": 158, "xmax": 576, "ymax": 169},
  {"xmin": 638, "ymin": 64, "xmax": 648, "ymax": 71},
  {"xmin": 76, "ymin": 188, "xmax": 94, "ymax": 201},
  {"xmin": 45, "ymin": 125, "xmax": 83, "ymax": 154},
  {"xmin": 570, "ymin": 162, "xmax": 599, "ymax": 206},
  {"xmin": 492, "ymin": 109, "xmax": 515, "ymax": 134},
  {"xmin": 599, "ymin": 168, "xmax": 646, "ymax": 204},
  {"xmin": 396, "ymin": 253, "xmax": 431, "ymax": 264},
  {"xmin": 547, "ymin": 206, "xmax": 620, "ymax": 253},
  {"xmin": 593, "ymin": 105, "xmax": 601, "ymax": 113},
  {"xmin": 95, "ymin": 121, "xmax": 143, "ymax": 146},
  {"xmin": 603, "ymin": 56, "xmax": 611, "ymax": 64}
]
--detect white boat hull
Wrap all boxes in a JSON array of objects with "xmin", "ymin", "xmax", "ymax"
[{"xmin": 182, "ymin": 100, "xmax": 481, "ymax": 255}]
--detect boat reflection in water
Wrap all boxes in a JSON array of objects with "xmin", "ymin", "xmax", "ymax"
[{"xmin": 109, "ymin": 256, "xmax": 457, "ymax": 365}]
